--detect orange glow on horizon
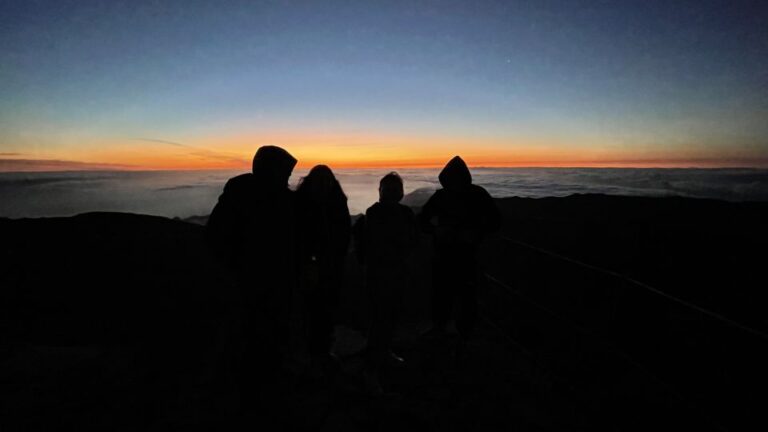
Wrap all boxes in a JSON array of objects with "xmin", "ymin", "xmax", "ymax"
[
  {"xmin": 3, "ymin": 155, "xmax": 766, "ymax": 172},
  {"xmin": 45, "ymin": 155, "xmax": 768, "ymax": 171},
  {"xmin": 3, "ymin": 131, "xmax": 767, "ymax": 171}
]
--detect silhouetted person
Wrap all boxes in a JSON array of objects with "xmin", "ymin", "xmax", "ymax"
[
  {"xmin": 295, "ymin": 165, "xmax": 351, "ymax": 374},
  {"xmin": 418, "ymin": 156, "xmax": 500, "ymax": 345},
  {"xmin": 206, "ymin": 145, "xmax": 297, "ymax": 424},
  {"xmin": 353, "ymin": 172, "xmax": 418, "ymax": 394}
]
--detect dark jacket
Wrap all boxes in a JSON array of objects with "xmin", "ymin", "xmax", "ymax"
[
  {"xmin": 208, "ymin": 174, "xmax": 295, "ymax": 267},
  {"xmin": 206, "ymin": 147, "xmax": 298, "ymax": 301},
  {"xmin": 355, "ymin": 202, "xmax": 418, "ymax": 271},
  {"xmin": 418, "ymin": 156, "xmax": 501, "ymax": 250},
  {"xmin": 295, "ymin": 193, "xmax": 351, "ymax": 267}
]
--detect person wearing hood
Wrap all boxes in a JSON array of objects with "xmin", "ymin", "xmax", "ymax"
[
  {"xmin": 418, "ymin": 156, "xmax": 501, "ymax": 346},
  {"xmin": 206, "ymin": 145, "xmax": 297, "ymax": 424}
]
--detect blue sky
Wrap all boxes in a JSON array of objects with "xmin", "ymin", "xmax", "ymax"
[{"xmin": 1, "ymin": 0, "xmax": 767, "ymax": 169}]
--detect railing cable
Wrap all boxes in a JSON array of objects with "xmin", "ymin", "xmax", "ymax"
[{"xmin": 500, "ymin": 236, "xmax": 768, "ymax": 343}]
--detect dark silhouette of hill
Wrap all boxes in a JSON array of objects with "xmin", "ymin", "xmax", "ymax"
[
  {"xmin": 2, "ymin": 195, "xmax": 767, "ymax": 430},
  {"xmin": 1, "ymin": 212, "xmax": 228, "ymax": 345},
  {"xmin": 0, "ymin": 213, "xmax": 234, "ymax": 430}
]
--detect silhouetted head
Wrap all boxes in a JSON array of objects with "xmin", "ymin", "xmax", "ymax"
[
  {"xmin": 251, "ymin": 145, "xmax": 297, "ymax": 188},
  {"xmin": 297, "ymin": 164, "xmax": 347, "ymax": 204},
  {"xmin": 438, "ymin": 156, "xmax": 472, "ymax": 190},
  {"xmin": 379, "ymin": 172, "xmax": 404, "ymax": 203}
]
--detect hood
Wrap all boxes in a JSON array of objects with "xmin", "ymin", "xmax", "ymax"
[
  {"xmin": 438, "ymin": 156, "xmax": 472, "ymax": 189},
  {"xmin": 251, "ymin": 146, "xmax": 297, "ymax": 188},
  {"xmin": 252, "ymin": 145, "xmax": 297, "ymax": 175}
]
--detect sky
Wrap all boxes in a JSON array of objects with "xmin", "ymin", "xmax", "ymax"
[{"xmin": 1, "ymin": 0, "xmax": 767, "ymax": 170}]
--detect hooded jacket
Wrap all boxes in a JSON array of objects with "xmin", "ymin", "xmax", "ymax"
[
  {"xmin": 207, "ymin": 146, "xmax": 297, "ymax": 276},
  {"xmin": 251, "ymin": 145, "xmax": 297, "ymax": 190},
  {"xmin": 418, "ymin": 156, "xmax": 501, "ymax": 248},
  {"xmin": 438, "ymin": 156, "xmax": 473, "ymax": 190}
]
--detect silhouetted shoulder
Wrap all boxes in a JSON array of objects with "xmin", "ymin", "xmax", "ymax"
[
  {"xmin": 469, "ymin": 183, "xmax": 491, "ymax": 197},
  {"xmin": 365, "ymin": 203, "xmax": 414, "ymax": 232},
  {"xmin": 470, "ymin": 184, "xmax": 501, "ymax": 232},
  {"xmin": 419, "ymin": 188, "xmax": 446, "ymax": 213},
  {"xmin": 225, "ymin": 172, "xmax": 253, "ymax": 186},
  {"xmin": 399, "ymin": 203, "xmax": 416, "ymax": 224},
  {"xmin": 365, "ymin": 202, "xmax": 383, "ymax": 219},
  {"xmin": 428, "ymin": 188, "xmax": 447, "ymax": 200},
  {"xmin": 367, "ymin": 202, "xmax": 414, "ymax": 219},
  {"xmin": 221, "ymin": 173, "xmax": 254, "ymax": 194},
  {"xmin": 401, "ymin": 203, "xmax": 412, "ymax": 213}
]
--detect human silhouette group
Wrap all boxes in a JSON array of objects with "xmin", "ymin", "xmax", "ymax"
[{"xmin": 207, "ymin": 145, "xmax": 500, "ymax": 423}]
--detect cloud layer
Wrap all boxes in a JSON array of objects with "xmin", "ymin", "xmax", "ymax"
[
  {"xmin": 1, "ymin": 168, "xmax": 766, "ymax": 220},
  {"xmin": 0, "ymin": 158, "xmax": 136, "ymax": 172}
]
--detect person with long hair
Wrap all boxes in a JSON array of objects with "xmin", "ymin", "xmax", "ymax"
[{"xmin": 295, "ymin": 165, "xmax": 351, "ymax": 374}]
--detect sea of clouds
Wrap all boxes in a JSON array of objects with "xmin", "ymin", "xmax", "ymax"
[{"xmin": 1, "ymin": 168, "xmax": 767, "ymax": 219}]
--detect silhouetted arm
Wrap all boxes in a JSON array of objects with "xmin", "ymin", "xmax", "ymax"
[
  {"xmin": 479, "ymin": 187, "xmax": 501, "ymax": 234},
  {"xmin": 206, "ymin": 181, "xmax": 236, "ymax": 262}
]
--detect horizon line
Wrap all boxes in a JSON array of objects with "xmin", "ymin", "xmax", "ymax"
[{"xmin": 2, "ymin": 164, "xmax": 768, "ymax": 174}]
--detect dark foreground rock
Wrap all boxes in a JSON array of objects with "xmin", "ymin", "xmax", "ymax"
[
  {"xmin": 1, "ymin": 195, "xmax": 767, "ymax": 431},
  {"xmin": 0, "ymin": 213, "xmax": 235, "ymax": 430}
]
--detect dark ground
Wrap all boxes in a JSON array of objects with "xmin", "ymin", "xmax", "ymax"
[{"xmin": 2, "ymin": 194, "xmax": 767, "ymax": 431}]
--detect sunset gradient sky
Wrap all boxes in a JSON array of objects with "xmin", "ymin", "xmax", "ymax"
[{"xmin": 1, "ymin": 0, "xmax": 767, "ymax": 170}]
